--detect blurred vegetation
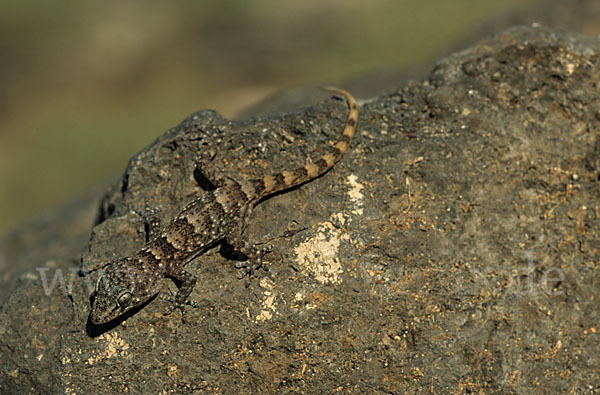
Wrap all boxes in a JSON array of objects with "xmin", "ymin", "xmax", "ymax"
[{"xmin": 0, "ymin": 0, "xmax": 538, "ymax": 236}]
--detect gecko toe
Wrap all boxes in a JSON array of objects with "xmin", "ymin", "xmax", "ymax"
[
  {"xmin": 235, "ymin": 259, "xmax": 264, "ymax": 278},
  {"xmin": 234, "ymin": 244, "xmax": 272, "ymax": 278}
]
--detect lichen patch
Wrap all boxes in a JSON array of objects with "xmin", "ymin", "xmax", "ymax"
[
  {"xmin": 294, "ymin": 222, "xmax": 348, "ymax": 284},
  {"xmin": 255, "ymin": 278, "xmax": 277, "ymax": 322},
  {"xmin": 346, "ymin": 174, "xmax": 364, "ymax": 215}
]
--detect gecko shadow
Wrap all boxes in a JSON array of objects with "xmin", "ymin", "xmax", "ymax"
[{"xmin": 85, "ymin": 292, "xmax": 158, "ymax": 337}]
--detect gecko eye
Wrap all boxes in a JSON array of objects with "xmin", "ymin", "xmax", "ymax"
[{"xmin": 117, "ymin": 291, "xmax": 133, "ymax": 308}]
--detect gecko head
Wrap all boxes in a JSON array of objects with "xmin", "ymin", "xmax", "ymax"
[{"xmin": 90, "ymin": 259, "xmax": 160, "ymax": 325}]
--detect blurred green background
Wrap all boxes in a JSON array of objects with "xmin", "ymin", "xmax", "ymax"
[{"xmin": 0, "ymin": 0, "xmax": 540, "ymax": 236}]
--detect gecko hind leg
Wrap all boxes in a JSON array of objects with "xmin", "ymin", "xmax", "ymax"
[
  {"xmin": 233, "ymin": 243, "xmax": 273, "ymax": 278},
  {"xmin": 226, "ymin": 204, "xmax": 273, "ymax": 278}
]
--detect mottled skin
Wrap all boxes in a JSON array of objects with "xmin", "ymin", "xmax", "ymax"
[{"xmin": 90, "ymin": 87, "xmax": 359, "ymax": 325}]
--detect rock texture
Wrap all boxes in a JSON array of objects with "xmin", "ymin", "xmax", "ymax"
[{"xmin": 1, "ymin": 26, "xmax": 600, "ymax": 393}]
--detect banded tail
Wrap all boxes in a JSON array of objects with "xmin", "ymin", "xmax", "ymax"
[{"xmin": 256, "ymin": 87, "xmax": 358, "ymax": 198}]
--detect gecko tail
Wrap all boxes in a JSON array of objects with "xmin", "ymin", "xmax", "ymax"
[{"xmin": 255, "ymin": 87, "xmax": 359, "ymax": 198}]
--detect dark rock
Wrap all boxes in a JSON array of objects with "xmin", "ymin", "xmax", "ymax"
[
  {"xmin": 1, "ymin": 26, "xmax": 599, "ymax": 393},
  {"xmin": 0, "ymin": 185, "xmax": 102, "ymax": 304}
]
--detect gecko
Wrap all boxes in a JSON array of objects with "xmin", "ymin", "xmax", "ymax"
[{"xmin": 89, "ymin": 87, "xmax": 358, "ymax": 325}]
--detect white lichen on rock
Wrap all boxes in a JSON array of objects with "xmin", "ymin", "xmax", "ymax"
[{"xmin": 294, "ymin": 222, "xmax": 349, "ymax": 284}]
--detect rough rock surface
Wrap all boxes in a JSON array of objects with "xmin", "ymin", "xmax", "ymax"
[{"xmin": 1, "ymin": 26, "xmax": 600, "ymax": 393}]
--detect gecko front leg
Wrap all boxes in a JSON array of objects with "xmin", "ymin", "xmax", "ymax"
[
  {"xmin": 196, "ymin": 142, "xmax": 229, "ymax": 189},
  {"xmin": 163, "ymin": 266, "xmax": 198, "ymax": 320},
  {"xmin": 134, "ymin": 207, "xmax": 162, "ymax": 242}
]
